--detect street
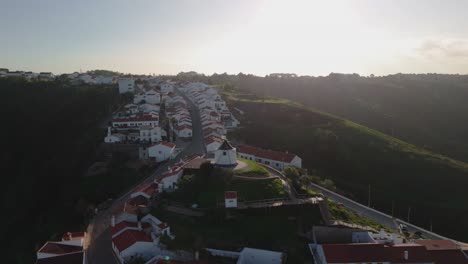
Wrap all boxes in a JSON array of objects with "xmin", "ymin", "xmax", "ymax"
[{"xmin": 86, "ymin": 88, "xmax": 205, "ymax": 264}]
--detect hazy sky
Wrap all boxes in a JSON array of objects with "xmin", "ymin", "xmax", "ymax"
[{"xmin": 2, "ymin": 0, "xmax": 468, "ymax": 76}]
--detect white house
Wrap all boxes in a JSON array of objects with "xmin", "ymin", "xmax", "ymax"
[
  {"xmin": 134, "ymin": 90, "xmax": 161, "ymax": 104},
  {"xmin": 160, "ymin": 83, "xmax": 174, "ymax": 93},
  {"xmin": 104, "ymin": 127, "xmax": 126, "ymax": 143},
  {"xmin": 237, "ymin": 248, "xmax": 284, "ymax": 264},
  {"xmin": 111, "ymin": 229, "xmax": 156, "ymax": 263},
  {"xmin": 205, "ymin": 136, "xmax": 223, "ymax": 153},
  {"xmin": 36, "ymin": 232, "xmax": 86, "ymax": 264},
  {"xmin": 214, "ymin": 139, "xmax": 237, "ymax": 167},
  {"xmin": 138, "ymin": 103, "xmax": 160, "ymax": 113},
  {"xmin": 79, "ymin": 74, "xmax": 94, "ymax": 84},
  {"xmin": 156, "ymin": 167, "xmax": 184, "ymax": 190},
  {"xmin": 225, "ymin": 191, "xmax": 238, "ymax": 208},
  {"xmin": 177, "ymin": 125, "xmax": 193, "ymax": 138},
  {"xmin": 147, "ymin": 141, "xmax": 176, "ymax": 162},
  {"xmin": 237, "ymin": 145, "xmax": 302, "ymax": 171},
  {"xmin": 118, "ymin": 78, "xmax": 135, "ymax": 94},
  {"xmin": 139, "ymin": 126, "xmax": 162, "ymax": 143},
  {"xmin": 112, "ymin": 116, "xmax": 159, "ymax": 129},
  {"xmin": 94, "ymin": 76, "xmax": 114, "ymax": 85}
]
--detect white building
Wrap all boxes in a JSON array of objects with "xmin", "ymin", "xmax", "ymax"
[
  {"xmin": 214, "ymin": 139, "xmax": 237, "ymax": 167},
  {"xmin": 36, "ymin": 232, "xmax": 87, "ymax": 264},
  {"xmin": 177, "ymin": 125, "xmax": 193, "ymax": 138},
  {"xmin": 118, "ymin": 78, "xmax": 135, "ymax": 94},
  {"xmin": 94, "ymin": 76, "xmax": 114, "ymax": 85},
  {"xmin": 237, "ymin": 145, "xmax": 302, "ymax": 171},
  {"xmin": 156, "ymin": 167, "xmax": 184, "ymax": 190},
  {"xmin": 139, "ymin": 126, "xmax": 162, "ymax": 143},
  {"xmin": 225, "ymin": 191, "xmax": 238, "ymax": 208},
  {"xmin": 112, "ymin": 116, "xmax": 159, "ymax": 129},
  {"xmin": 147, "ymin": 141, "xmax": 176, "ymax": 162},
  {"xmin": 104, "ymin": 127, "xmax": 126, "ymax": 143},
  {"xmin": 160, "ymin": 83, "xmax": 174, "ymax": 93},
  {"xmin": 134, "ymin": 90, "xmax": 161, "ymax": 104}
]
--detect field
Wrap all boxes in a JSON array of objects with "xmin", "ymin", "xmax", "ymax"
[{"xmin": 234, "ymin": 158, "xmax": 269, "ymax": 176}]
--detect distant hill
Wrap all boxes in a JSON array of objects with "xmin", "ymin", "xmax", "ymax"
[
  {"xmin": 88, "ymin": 69, "xmax": 121, "ymax": 76},
  {"xmin": 223, "ymin": 89, "xmax": 468, "ymax": 241},
  {"xmin": 189, "ymin": 73, "xmax": 468, "ymax": 163}
]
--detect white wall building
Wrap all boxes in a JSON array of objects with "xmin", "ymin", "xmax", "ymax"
[
  {"xmin": 118, "ymin": 78, "xmax": 135, "ymax": 94},
  {"xmin": 147, "ymin": 141, "xmax": 176, "ymax": 162},
  {"xmin": 104, "ymin": 127, "xmax": 126, "ymax": 143},
  {"xmin": 139, "ymin": 126, "xmax": 162, "ymax": 143},
  {"xmin": 237, "ymin": 145, "xmax": 302, "ymax": 171},
  {"xmin": 214, "ymin": 139, "xmax": 237, "ymax": 167}
]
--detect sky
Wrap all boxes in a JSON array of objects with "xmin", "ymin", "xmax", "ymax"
[{"xmin": 2, "ymin": 0, "xmax": 468, "ymax": 76}]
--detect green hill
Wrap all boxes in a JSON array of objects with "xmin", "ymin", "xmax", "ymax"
[{"xmin": 224, "ymin": 89, "xmax": 468, "ymax": 241}]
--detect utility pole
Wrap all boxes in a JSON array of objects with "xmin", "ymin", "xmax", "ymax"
[
  {"xmin": 367, "ymin": 184, "xmax": 371, "ymax": 208},
  {"xmin": 407, "ymin": 207, "xmax": 411, "ymax": 223}
]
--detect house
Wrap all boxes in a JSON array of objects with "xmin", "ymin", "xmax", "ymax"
[
  {"xmin": 147, "ymin": 141, "xmax": 176, "ymax": 162},
  {"xmin": 237, "ymin": 145, "xmax": 302, "ymax": 171},
  {"xmin": 111, "ymin": 210, "xmax": 174, "ymax": 263},
  {"xmin": 177, "ymin": 125, "xmax": 193, "ymax": 138},
  {"xmin": 225, "ymin": 191, "xmax": 238, "ymax": 208},
  {"xmin": 112, "ymin": 116, "xmax": 159, "ymax": 129},
  {"xmin": 134, "ymin": 90, "xmax": 161, "ymax": 104},
  {"xmin": 139, "ymin": 126, "xmax": 162, "ymax": 143},
  {"xmin": 205, "ymin": 136, "xmax": 223, "ymax": 153},
  {"xmin": 119, "ymin": 78, "xmax": 135, "ymax": 94},
  {"xmin": 94, "ymin": 76, "xmax": 115, "ymax": 85},
  {"xmin": 206, "ymin": 247, "xmax": 284, "ymax": 264},
  {"xmin": 36, "ymin": 232, "xmax": 86, "ymax": 264},
  {"xmin": 104, "ymin": 127, "xmax": 126, "ymax": 143},
  {"xmin": 139, "ymin": 103, "xmax": 161, "ymax": 113},
  {"xmin": 130, "ymin": 182, "xmax": 158, "ymax": 199},
  {"xmin": 313, "ymin": 243, "xmax": 435, "ymax": 264},
  {"xmin": 214, "ymin": 139, "xmax": 237, "ymax": 167},
  {"xmin": 156, "ymin": 167, "xmax": 184, "ymax": 190},
  {"xmin": 160, "ymin": 83, "xmax": 174, "ymax": 93},
  {"xmin": 415, "ymin": 240, "xmax": 468, "ymax": 264},
  {"xmin": 78, "ymin": 74, "xmax": 94, "ymax": 84},
  {"xmin": 38, "ymin": 72, "xmax": 54, "ymax": 80}
]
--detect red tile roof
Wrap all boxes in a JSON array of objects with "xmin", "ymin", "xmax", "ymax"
[
  {"xmin": 322, "ymin": 243, "xmax": 436, "ymax": 263},
  {"xmin": 415, "ymin": 239, "xmax": 461, "ymax": 251},
  {"xmin": 237, "ymin": 145, "xmax": 297, "ymax": 163},
  {"xmin": 204, "ymin": 136, "xmax": 223, "ymax": 145},
  {"xmin": 225, "ymin": 191, "xmax": 237, "ymax": 199},
  {"xmin": 158, "ymin": 223, "xmax": 169, "ymax": 229},
  {"xmin": 128, "ymin": 195, "xmax": 149, "ymax": 206},
  {"xmin": 112, "ymin": 229, "xmax": 152, "ymax": 252},
  {"xmin": 178, "ymin": 125, "xmax": 193, "ymax": 130},
  {"xmin": 134, "ymin": 182, "xmax": 158, "ymax": 197},
  {"xmin": 38, "ymin": 242, "xmax": 82, "ymax": 255}
]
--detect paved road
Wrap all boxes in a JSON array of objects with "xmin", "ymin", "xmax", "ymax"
[
  {"xmin": 86, "ymin": 88, "xmax": 205, "ymax": 264},
  {"xmin": 262, "ymin": 165, "xmax": 297, "ymax": 201},
  {"xmin": 175, "ymin": 87, "xmax": 205, "ymax": 155},
  {"xmin": 306, "ymin": 182, "xmax": 464, "ymax": 243}
]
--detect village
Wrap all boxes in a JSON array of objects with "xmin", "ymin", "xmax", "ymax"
[{"xmin": 30, "ymin": 72, "xmax": 468, "ymax": 264}]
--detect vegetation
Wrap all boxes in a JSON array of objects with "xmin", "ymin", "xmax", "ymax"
[
  {"xmin": 0, "ymin": 78, "xmax": 121, "ymax": 263},
  {"xmin": 328, "ymin": 200, "xmax": 390, "ymax": 232},
  {"xmin": 170, "ymin": 162, "xmax": 286, "ymax": 207},
  {"xmin": 234, "ymin": 158, "xmax": 269, "ymax": 176},
  {"xmin": 223, "ymin": 89, "xmax": 468, "ymax": 241},
  {"xmin": 87, "ymin": 69, "xmax": 121, "ymax": 76},
  {"xmin": 177, "ymin": 72, "xmax": 468, "ymax": 164},
  {"xmin": 153, "ymin": 205, "xmax": 323, "ymax": 264}
]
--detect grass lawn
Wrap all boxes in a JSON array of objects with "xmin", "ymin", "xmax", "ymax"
[
  {"xmin": 234, "ymin": 158, "xmax": 269, "ymax": 176},
  {"xmin": 228, "ymin": 178, "xmax": 287, "ymax": 201},
  {"xmin": 152, "ymin": 205, "xmax": 323, "ymax": 263}
]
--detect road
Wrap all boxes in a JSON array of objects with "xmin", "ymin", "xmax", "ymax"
[
  {"xmin": 86, "ymin": 88, "xmax": 205, "ymax": 264},
  {"xmin": 306, "ymin": 182, "xmax": 463, "ymax": 243},
  {"xmin": 262, "ymin": 165, "xmax": 297, "ymax": 201}
]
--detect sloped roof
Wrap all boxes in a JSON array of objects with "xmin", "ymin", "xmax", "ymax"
[
  {"xmin": 218, "ymin": 139, "xmax": 234, "ymax": 150},
  {"xmin": 112, "ymin": 229, "xmax": 152, "ymax": 252},
  {"xmin": 38, "ymin": 242, "xmax": 82, "ymax": 255},
  {"xmin": 237, "ymin": 145, "xmax": 297, "ymax": 163}
]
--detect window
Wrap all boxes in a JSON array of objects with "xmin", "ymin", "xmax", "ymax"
[
  {"xmin": 158, "ymin": 151, "xmax": 162, "ymax": 154},
  {"xmin": 276, "ymin": 163, "xmax": 280, "ymax": 166},
  {"xmin": 223, "ymin": 151, "xmax": 227, "ymax": 156}
]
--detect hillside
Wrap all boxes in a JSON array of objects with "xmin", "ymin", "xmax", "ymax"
[
  {"xmin": 0, "ymin": 78, "xmax": 120, "ymax": 263},
  {"xmin": 223, "ymin": 89, "xmax": 468, "ymax": 241},
  {"xmin": 178, "ymin": 73, "xmax": 468, "ymax": 163}
]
